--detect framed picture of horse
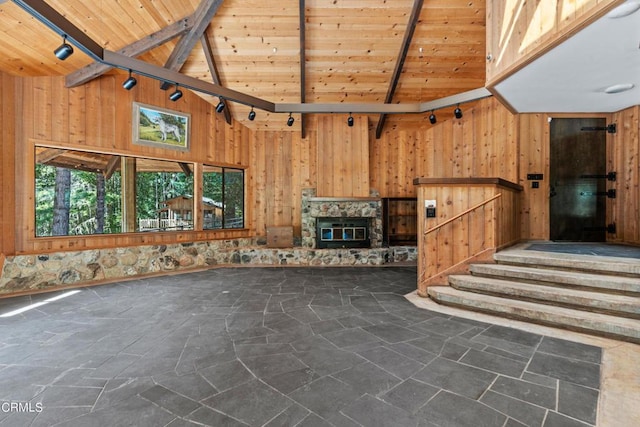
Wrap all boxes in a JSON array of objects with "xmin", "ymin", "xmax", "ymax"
[{"xmin": 132, "ymin": 102, "xmax": 190, "ymax": 151}]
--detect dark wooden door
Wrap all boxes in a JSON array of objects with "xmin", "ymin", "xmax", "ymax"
[{"xmin": 549, "ymin": 118, "xmax": 607, "ymax": 241}]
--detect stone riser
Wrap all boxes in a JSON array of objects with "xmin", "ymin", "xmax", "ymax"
[
  {"xmin": 428, "ymin": 286, "xmax": 640, "ymax": 344},
  {"xmin": 470, "ymin": 264, "xmax": 640, "ymax": 296},
  {"xmin": 493, "ymin": 251, "xmax": 640, "ymax": 277},
  {"xmin": 449, "ymin": 275, "xmax": 640, "ymax": 319}
]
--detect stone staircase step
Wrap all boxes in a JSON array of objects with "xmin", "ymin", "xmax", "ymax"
[
  {"xmin": 469, "ymin": 263, "xmax": 640, "ymax": 295},
  {"xmin": 448, "ymin": 275, "xmax": 640, "ymax": 319},
  {"xmin": 427, "ymin": 286, "xmax": 640, "ymax": 344},
  {"xmin": 493, "ymin": 249, "xmax": 640, "ymax": 277}
]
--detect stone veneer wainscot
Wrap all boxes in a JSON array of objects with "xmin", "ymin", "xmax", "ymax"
[{"xmin": 0, "ymin": 240, "xmax": 417, "ymax": 296}]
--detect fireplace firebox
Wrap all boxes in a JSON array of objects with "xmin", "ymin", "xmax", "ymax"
[{"xmin": 316, "ymin": 217, "xmax": 370, "ymax": 249}]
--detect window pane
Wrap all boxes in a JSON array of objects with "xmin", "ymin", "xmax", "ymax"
[
  {"xmin": 35, "ymin": 148, "xmax": 122, "ymax": 236},
  {"xmin": 202, "ymin": 166, "xmax": 244, "ymax": 230},
  {"xmin": 203, "ymin": 166, "xmax": 224, "ymax": 229},
  {"xmin": 136, "ymin": 158, "xmax": 194, "ymax": 231},
  {"xmin": 224, "ymin": 168, "xmax": 244, "ymax": 229}
]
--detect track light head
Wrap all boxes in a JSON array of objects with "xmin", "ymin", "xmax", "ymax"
[
  {"xmin": 287, "ymin": 113, "xmax": 294, "ymax": 127},
  {"xmin": 54, "ymin": 35, "xmax": 74, "ymax": 60},
  {"xmin": 429, "ymin": 111, "xmax": 437, "ymax": 124},
  {"xmin": 169, "ymin": 85, "xmax": 183, "ymax": 102},
  {"xmin": 216, "ymin": 99, "xmax": 225, "ymax": 113},
  {"xmin": 248, "ymin": 107, "xmax": 256, "ymax": 121},
  {"xmin": 454, "ymin": 105, "xmax": 463, "ymax": 119},
  {"xmin": 122, "ymin": 70, "xmax": 137, "ymax": 90},
  {"xmin": 347, "ymin": 114, "xmax": 354, "ymax": 127}
]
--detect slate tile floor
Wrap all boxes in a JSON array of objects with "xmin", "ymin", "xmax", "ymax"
[{"xmin": 0, "ymin": 267, "xmax": 602, "ymax": 427}]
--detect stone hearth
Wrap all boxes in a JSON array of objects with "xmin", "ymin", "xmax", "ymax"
[{"xmin": 301, "ymin": 188, "xmax": 383, "ymax": 248}]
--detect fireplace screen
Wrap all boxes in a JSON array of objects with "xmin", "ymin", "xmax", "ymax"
[{"xmin": 316, "ymin": 217, "xmax": 370, "ymax": 248}]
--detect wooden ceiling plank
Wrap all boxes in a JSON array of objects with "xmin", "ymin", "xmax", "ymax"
[
  {"xmin": 159, "ymin": 0, "xmax": 225, "ymax": 90},
  {"xmin": 200, "ymin": 30, "xmax": 232, "ymax": 125},
  {"xmin": 376, "ymin": 0, "xmax": 424, "ymax": 139},
  {"xmin": 299, "ymin": 0, "xmax": 306, "ymax": 139},
  {"xmin": 104, "ymin": 155, "xmax": 121, "ymax": 180},
  {"xmin": 65, "ymin": 17, "xmax": 194, "ymax": 88}
]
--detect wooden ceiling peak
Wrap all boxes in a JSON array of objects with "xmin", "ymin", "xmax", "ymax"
[{"xmin": 2, "ymin": 0, "xmax": 486, "ymax": 124}]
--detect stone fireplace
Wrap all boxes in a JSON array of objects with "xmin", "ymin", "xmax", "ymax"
[{"xmin": 301, "ymin": 188, "xmax": 383, "ymax": 248}]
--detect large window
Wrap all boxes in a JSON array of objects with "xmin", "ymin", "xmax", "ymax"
[
  {"xmin": 34, "ymin": 147, "xmax": 244, "ymax": 236},
  {"xmin": 203, "ymin": 165, "xmax": 245, "ymax": 229}
]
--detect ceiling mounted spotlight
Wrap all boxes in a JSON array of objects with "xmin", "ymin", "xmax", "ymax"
[
  {"xmin": 216, "ymin": 98, "xmax": 225, "ymax": 113},
  {"xmin": 248, "ymin": 107, "xmax": 256, "ymax": 121},
  {"xmin": 454, "ymin": 105, "xmax": 463, "ymax": 119},
  {"xmin": 347, "ymin": 113, "xmax": 354, "ymax": 127},
  {"xmin": 287, "ymin": 113, "xmax": 294, "ymax": 127},
  {"xmin": 169, "ymin": 85, "xmax": 183, "ymax": 102},
  {"xmin": 122, "ymin": 69, "xmax": 137, "ymax": 90},
  {"xmin": 429, "ymin": 111, "xmax": 437, "ymax": 124},
  {"xmin": 54, "ymin": 35, "xmax": 74, "ymax": 60}
]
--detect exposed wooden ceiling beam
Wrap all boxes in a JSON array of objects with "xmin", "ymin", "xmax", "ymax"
[
  {"xmin": 160, "ymin": 0, "xmax": 224, "ymax": 90},
  {"xmin": 299, "ymin": 0, "xmax": 306, "ymax": 139},
  {"xmin": 35, "ymin": 148, "xmax": 66, "ymax": 164},
  {"xmin": 65, "ymin": 17, "xmax": 194, "ymax": 88},
  {"xmin": 178, "ymin": 162, "xmax": 192, "ymax": 176},
  {"xmin": 104, "ymin": 155, "xmax": 121, "ymax": 180},
  {"xmin": 375, "ymin": 0, "xmax": 424, "ymax": 139},
  {"xmin": 201, "ymin": 30, "xmax": 231, "ymax": 125}
]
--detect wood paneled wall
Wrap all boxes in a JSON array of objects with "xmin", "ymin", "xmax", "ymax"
[
  {"xmin": 1, "ymin": 73, "xmax": 16, "ymax": 258},
  {"xmin": 8, "ymin": 73, "xmax": 637, "ymax": 254},
  {"xmin": 415, "ymin": 178, "xmax": 522, "ymax": 294},
  {"xmin": 7, "ymin": 77, "xmax": 522, "ymax": 254},
  {"xmin": 486, "ymin": 0, "xmax": 619, "ymax": 84},
  {"xmin": 12, "ymin": 74, "xmax": 251, "ymax": 254},
  {"xmin": 371, "ymin": 97, "xmax": 519, "ymax": 197},
  {"xmin": 611, "ymin": 106, "xmax": 640, "ymax": 244}
]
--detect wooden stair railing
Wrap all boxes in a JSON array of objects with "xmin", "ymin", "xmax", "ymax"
[
  {"xmin": 423, "ymin": 193, "xmax": 503, "ymax": 236},
  {"xmin": 418, "ymin": 193, "xmax": 503, "ymax": 294}
]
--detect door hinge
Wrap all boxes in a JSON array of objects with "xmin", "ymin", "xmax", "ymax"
[
  {"xmin": 579, "ymin": 189, "xmax": 616, "ymax": 198},
  {"xmin": 579, "ymin": 171, "xmax": 617, "ymax": 181},
  {"xmin": 580, "ymin": 124, "xmax": 617, "ymax": 133}
]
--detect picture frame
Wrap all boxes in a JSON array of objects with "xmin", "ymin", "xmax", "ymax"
[{"xmin": 132, "ymin": 102, "xmax": 190, "ymax": 151}]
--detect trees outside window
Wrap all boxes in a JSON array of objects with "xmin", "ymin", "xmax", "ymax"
[
  {"xmin": 203, "ymin": 165, "xmax": 244, "ymax": 229},
  {"xmin": 35, "ymin": 147, "xmax": 244, "ymax": 236}
]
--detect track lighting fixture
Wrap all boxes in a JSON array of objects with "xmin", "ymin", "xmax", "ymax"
[
  {"xmin": 54, "ymin": 35, "xmax": 74, "ymax": 60},
  {"xmin": 287, "ymin": 113, "xmax": 294, "ymax": 127},
  {"xmin": 169, "ymin": 85, "xmax": 183, "ymax": 102},
  {"xmin": 347, "ymin": 113, "xmax": 354, "ymax": 127},
  {"xmin": 216, "ymin": 98, "xmax": 225, "ymax": 113},
  {"xmin": 454, "ymin": 105, "xmax": 463, "ymax": 119},
  {"xmin": 122, "ymin": 69, "xmax": 137, "ymax": 90},
  {"xmin": 248, "ymin": 107, "xmax": 256, "ymax": 121},
  {"xmin": 429, "ymin": 111, "xmax": 437, "ymax": 124}
]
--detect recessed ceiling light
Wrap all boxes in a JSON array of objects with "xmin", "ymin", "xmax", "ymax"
[
  {"xmin": 607, "ymin": 1, "xmax": 640, "ymax": 18},
  {"xmin": 604, "ymin": 83, "xmax": 635, "ymax": 94}
]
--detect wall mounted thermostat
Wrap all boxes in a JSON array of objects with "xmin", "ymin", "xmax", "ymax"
[{"xmin": 425, "ymin": 199, "xmax": 437, "ymax": 218}]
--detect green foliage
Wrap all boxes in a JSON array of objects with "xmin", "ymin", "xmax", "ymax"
[{"xmin": 35, "ymin": 155, "xmax": 242, "ymax": 235}]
